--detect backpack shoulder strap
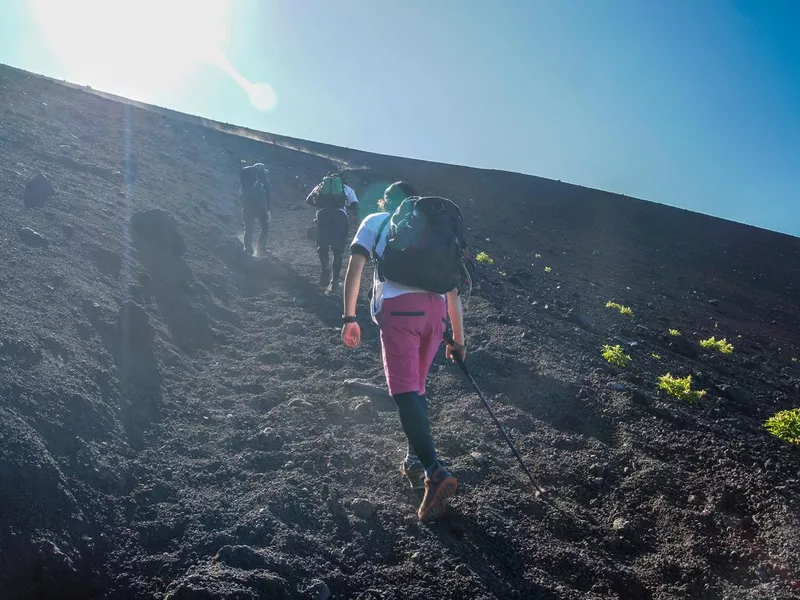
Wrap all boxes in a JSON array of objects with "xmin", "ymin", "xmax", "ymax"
[{"xmin": 372, "ymin": 214, "xmax": 392, "ymax": 259}]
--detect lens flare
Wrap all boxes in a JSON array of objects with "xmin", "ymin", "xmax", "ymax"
[{"xmin": 247, "ymin": 83, "xmax": 278, "ymax": 111}]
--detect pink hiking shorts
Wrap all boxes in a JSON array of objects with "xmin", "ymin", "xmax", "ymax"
[{"xmin": 377, "ymin": 292, "xmax": 447, "ymax": 396}]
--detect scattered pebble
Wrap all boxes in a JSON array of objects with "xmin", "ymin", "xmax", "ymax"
[
  {"xmin": 589, "ymin": 463, "xmax": 606, "ymax": 477},
  {"xmin": 326, "ymin": 402, "xmax": 346, "ymax": 416},
  {"xmin": 18, "ymin": 227, "xmax": 49, "ymax": 247},
  {"xmin": 307, "ymin": 579, "xmax": 331, "ymax": 600},
  {"xmin": 350, "ymin": 498, "xmax": 375, "ymax": 520},
  {"xmin": 257, "ymin": 429, "xmax": 277, "ymax": 445},
  {"xmin": 612, "ymin": 517, "xmax": 630, "ymax": 533},
  {"xmin": 470, "ymin": 451, "xmax": 488, "ymax": 467},
  {"xmin": 353, "ymin": 400, "xmax": 376, "ymax": 421}
]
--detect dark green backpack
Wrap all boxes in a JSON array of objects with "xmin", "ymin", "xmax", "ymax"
[
  {"xmin": 315, "ymin": 174, "xmax": 347, "ymax": 209},
  {"xmin": 377, "ymin": 196, "xmax": 467, "ymax": 294}
]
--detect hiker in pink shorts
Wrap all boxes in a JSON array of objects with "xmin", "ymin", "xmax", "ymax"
[{"xmin": 340, "ymin": 182, "xmax": 467, "ymax": 523}]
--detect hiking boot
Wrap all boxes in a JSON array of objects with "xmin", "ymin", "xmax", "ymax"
[
  {"xmin": 400, "ymin": 457, "xmax": 425, "ymax": 490},
  {"xmin": 319, "ymin": 269, "xmax": 331, "ymax": 287},
  {"xmin": 418, "ymin": 463, "xmax": 457, "ymax": 522},
  {"xmin": 326, "ymin": 280, "xmax": 340, "ymax": 296}
]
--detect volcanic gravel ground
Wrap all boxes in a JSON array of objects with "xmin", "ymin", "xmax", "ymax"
[{"xmin": 1, "ymin": 65, "xmax": 799, "ymax": 599}]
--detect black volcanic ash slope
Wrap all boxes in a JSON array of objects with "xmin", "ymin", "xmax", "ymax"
[{"xmin": 1, "ymin": 64, "xmax": 799, "ymax": 600}]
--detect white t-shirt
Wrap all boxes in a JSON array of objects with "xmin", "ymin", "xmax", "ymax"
[{"xmin": 350, "ymin": 212, "xmax": 445, "ymax": 323}]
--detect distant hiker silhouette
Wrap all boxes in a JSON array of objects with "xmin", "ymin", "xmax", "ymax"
[{"xmin": 239, "ymin": 162, "xmax": 271, "ymax": 256}]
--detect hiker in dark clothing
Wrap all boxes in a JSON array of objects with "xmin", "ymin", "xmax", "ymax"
[
  {"xmin": 240, "ymin": 162, "xmax": 271, "ymax": 256},
  {"xmin": 306, "ymin": 172, "xmax": 360, "ymax": 294}
]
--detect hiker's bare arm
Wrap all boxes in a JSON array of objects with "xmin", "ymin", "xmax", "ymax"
[
  {"xmin": 305, "ymin": 185, "xmax": 319, "ymax": 206},
  {"xmin": 343, "ymin": 254, "xmax": 366, "ymax": 316},
  {"xmin": 446, "ymin": 288, "xmax": 465, "ymax": 347}
]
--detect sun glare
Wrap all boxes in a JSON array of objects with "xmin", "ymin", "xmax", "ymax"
[{"xmin": 30, "ymin": 0, "xmax": 276, "ymax": 111}]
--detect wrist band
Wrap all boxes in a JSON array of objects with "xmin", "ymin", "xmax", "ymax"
[{"xmin": 342, "ymin": 315, "xmax": 357, "ymax": 324}]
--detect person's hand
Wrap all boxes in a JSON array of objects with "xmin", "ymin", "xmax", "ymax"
[
  {"xmin": 445, "ymin": 341, "xmax": 466, "ymax": 363},
  {"xmin": 342, "ymin": 322, "xmax": 361, "ymax": 348}
]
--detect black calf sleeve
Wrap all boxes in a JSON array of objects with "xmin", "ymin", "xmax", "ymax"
[
  {"xmin": 407, "ymin": 394, "xmax": 429, "ymax": 457},
  {"xmin": 394, "ymin": 391, "xmax": 437, "ymax": 470}
]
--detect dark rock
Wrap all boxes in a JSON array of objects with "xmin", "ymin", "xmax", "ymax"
[
  {"xmin": 326, "ymin": 402, "xmax": 346, "ymax": 417},
  {"xmin": 326, "ymin": 497, "xmax": 348, "ymax": 520},
  {"xmin": 351, "ymin": 498, "xmax": 375, "ymax": 519},
  {"xmin": 130, "ymin": 209, "xmax": 186, "ymax": 256},
  {"xmin": 117, "ymin": 301, "xmax": 155, "ymax": 348},
  {"xmin": 24, "ymin": 173, "xmax": 55, "ymax": 207},
  {"xmin": 19, "ymin": 227, "xmax": 49, "ymax": 247},
  {"xmin": 0, "ymin": 338, "xmax": 43, "ymax": 369},
  {"xmin": 455, "ymin": 564, "xmax": 471, "ymax": 576},
  {"xmin": 590, "ymin": 463, "xmax": 606, "ymax": 477},
  {"xmin": 565, "ymin": 308, "xmax": 595, "ymax": 331},
  {"xmin": 667, "ymin": 334, "xmax": 698, "ymax": 358},
  {"xmin": 214, "ymin": 544, "xmax": 265, "ymax": 569},
  {"xmin": 470, "ymin": 451, "xmax": 488, "ymax": 466},
  {"xmin": 342, "ymin": 379, "xmax": 389, "ymax": 399},
  {"xmin": 82, "ymin": 299, "xmax": 103, "ymax": 324},
  {"xmin": 89, "ymin": 246, "xmax": 123, "ymax": 276},
  {"xmin": 257, "ymin": 429, "xmax": 277, "ymax": 446},
  {"xmin": 352, "ymin": 399, "xmax": 376, "ymax": 422},
  {"xmin": 612, "ymin": 517, "xmax": 631, "ymax": 533},
  {"xmin": 306, "ymin": 579, "xmax": 331, "ymax": 600},
  {"xmin": 284, "ymin": 322, "xmax": 307, "ymax": 335},
  {"xmin": 719, "ymin": 385, "xmax": 753, "ymax": 406}
]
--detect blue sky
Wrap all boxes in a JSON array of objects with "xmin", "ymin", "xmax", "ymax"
[{"xmin": 1, "ymin": 0, "xmax": 798, "ymax": 237}]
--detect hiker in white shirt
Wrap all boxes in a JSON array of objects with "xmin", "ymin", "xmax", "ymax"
[{"xmin": 306, "ymin": 171, "xmax": 360, "ymax": 293}]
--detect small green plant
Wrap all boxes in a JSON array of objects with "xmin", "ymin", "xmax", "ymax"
[
  {"xmin": 602, "ymin": 344, "xmax": 631, "ymax": 368},
  {"xmin": 605, "ymin": 301, "xmax": 634, "ymax": 318},
  {"xmin": 544, "ymin": 266, "xmax": 552, "ymax": 273},
  {"xmin": 764, "ymin": 409, "xmax": 800, "ymax": 445},
  {"xmin": 534, "ymin": 253, "xmax": 542, "ymax": 259},
  {"xmin": 651, "ymin": 353, "xmax": 661, "ymax": 360},
  {"xmin": 668, "ymin": 329, "xmax": 681, "ymax": 337},
  {"xmin": 699, "ymin": 336, "xmax": 734, "ymax": 354},
  {"xmin": 792, "ymin": 357, "xmax": 798, "ymax": 363},
  {"xmin": 476, "ymin": 252, "xmax": 494, "ymax": 265},
  {"xmin": 657, "ymin": 373, "xmax": 707, "ymax": 402},
  {"xmin": 499, "ymin": 271, "xmax": 507, "ymax": 277}
]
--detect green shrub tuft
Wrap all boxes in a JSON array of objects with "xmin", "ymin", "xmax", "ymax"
[
  {"xmin": 657, "ymin": 373, "xmax": 706, "ymax": 402},
  {"xmin": 764, "ymin": 409, "xmax": 800, "ymax": 445},
  {"xmin": 602, "ymin": 344, "xmax": 631, "ymax": 368}
]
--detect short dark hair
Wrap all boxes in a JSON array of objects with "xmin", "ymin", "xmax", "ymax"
[{"xmin": 383, "ymin": 181, "xmax": 418, "ymax": 208}]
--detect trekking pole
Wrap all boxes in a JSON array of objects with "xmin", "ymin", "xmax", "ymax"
[{"xmin": 445, "ymin": 332, "xmax": 549, "ymax": 497}]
